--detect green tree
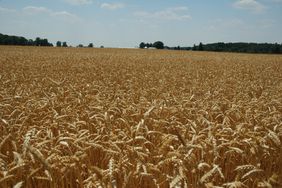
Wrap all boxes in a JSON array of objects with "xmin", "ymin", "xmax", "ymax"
[
  {"xmin": 56, "ymin": 41, "xmax": 62, "ymax": 47},
  {"xmin": 62, "ymin": 42, "xmax": 68, "ymax": 47},
  {"xmin": 41, "ymin": 39, "xmax": 49, "ymax": 46},
  {"xmin": 272, "ymin": 43, "xmax": 280, "ymax": 54},
  {"xmin": 88, "ymin": 43, "xmax": 94, "ymax": 48},
  {"xmin": 153, "ymin": 41, "xmax": 164, "ymax": 49},
  {"xmin": 198, "ymin": 42, "xmax": 204, "ymax": 51},
  {"xmin": 139, "ymin": 42, "xmax": 145, "ymax": 49},
  {"xmin": 27, "ymin": 39, "xmax": 34, "ymax": 46},
  {"xmin": 145, "ymin": 43, "xmax": 152, "ymax": 48},
  {"xmin": 35, "ymin": 37, "xmax": 41, "ymax": 46}
]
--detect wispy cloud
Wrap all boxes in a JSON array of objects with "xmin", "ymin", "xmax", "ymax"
[
  {"xmin": 0, "ymin": 6, "xmax": 16, "ymax": 13},
  {"xmin": 100, "ymin": 3, "xmax": 125, "ymax": 10},
  {"xmin": 23, "ymin": 6, "xmax": 51, "ymax": 14},
  {"xmin": 233, "ymin": 0, "xmax": 266, "ymax": 13},
  {"xmin": 207, "ymin": 18, "xmax": 245, "ymax": 31},
  {"xmin": 134, "ymin": 7, "xmax": 191, "ymax": 21},
  {"xmin": 63, "ymin": 0, "xmax": 92, "ymax": 5},
  {"xmin": 51, "ymin": 11, "xmax": 78, "ymax": 19},
  {"xmin": 22, "ymin": 6, "xmax": 79, "ymax": 22},
  {"xmin": 167, "ymin": 6, "xmax": 189, "ymax": 11}
]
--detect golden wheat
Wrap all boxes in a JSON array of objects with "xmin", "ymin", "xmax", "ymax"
[{"xmin": 0, "ymin": 46, "xmax": 281, "ymax": 187}]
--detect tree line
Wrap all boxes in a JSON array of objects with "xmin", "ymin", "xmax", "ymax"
[
  {"xmin": 0, "ymin": 33, "xmax": 53, "ymax": 46},
  {"xmin": 192, "ymin": 42, "xmax": 282, "ymax": 54},
  {"xmin": 1, "ymin": 33, "xmax": 281, "ymax": 53},
  {"xmin": 0, "ymin": 33, "xmax": 95, "ymax": 48},
  {"xmin": 139, "ymin": 41, "xmax": 164, "ymax": 49},
  {"xmin": 139, "ymin": 41, "xmax": 282, "ymax": 54}
]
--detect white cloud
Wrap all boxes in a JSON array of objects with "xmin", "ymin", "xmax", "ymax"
[
  {"xmin": 233, "ymin": 0, "xmax": 266, "ymax": 13},
  {"xmin": 63, "ymin": 0, "xmax": 92, "ymax": 5},
  {"xmin": 0, "ymin": 6, "xmax": 16, "ymax": 13},
  {"xmin": 167, "ymin": 6, "xmax": 188, "ymax": 11},
  {"xmin": 134, "ymin": 7, "xmax": 191, "ymax": 21},
  {"xmin": 22, "ymin": 6, "xmax": 79, "ymax": 22},
  {"xmin": 100, "ymin": 3, "xmax": 124, "ymax": 10},
  {"xmin": 23, "ymin": 6, "xmax": 51, "ymax": 14},
  {"xmin": 51, "ymin": 11, "xmax": 76, "ymax": 17}
]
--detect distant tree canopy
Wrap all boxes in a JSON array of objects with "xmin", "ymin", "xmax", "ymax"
[
  {"xmin": 139, "ymin": 42, "xmax": 145, "ymax": 49},
  {"xmin": 62, "ymin": 42, "xmax": 68, "ymax": 47},
  {"xmin": 138, "ymin": 41, "xmax": 282, "ymax": 54},
  {"xmin": 0, "ymin": 33, "xmax": 53, "ymax": 46},
  {"xmin": 146, "ymin": 43, "xmax": 153, "ymax": 48},
  {"xmin": 153, "ymin": 41, "xmax": 164, "ymax": 49},
  {"xmin": 198, "ymin": 42, "xmax": 204, "ymax": 51},
  {"xmin": 192, "ymin": 42, "xmax": 282, "ymax": 54},
  {"xmin": 139, "ymin": 41, "xmax": 164, "ymax": 49},
  {"xmin": 1, "ymin": 33, "xmax": 281, "ymax": 54},
  {"xmin": 0, "ymin": 33, "xmax": 102, "ymax": 49},
  {"xmin": 56, "ymin": 41, "xmax": 62, "ymax": 47}
]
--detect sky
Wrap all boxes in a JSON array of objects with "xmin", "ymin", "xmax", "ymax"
[{"xmin": 0, "ymin": 0, "xmax": 282, "ymax": 47}]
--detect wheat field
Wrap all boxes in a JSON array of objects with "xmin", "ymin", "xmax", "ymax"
[{"xmin": 0, "ymin": 46, "xmax": 281, "ymax": 188}]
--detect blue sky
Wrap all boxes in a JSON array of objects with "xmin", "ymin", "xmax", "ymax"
[{"xmin": 0, "ymin": 0, "xmax": 281, "ymax": 47}]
